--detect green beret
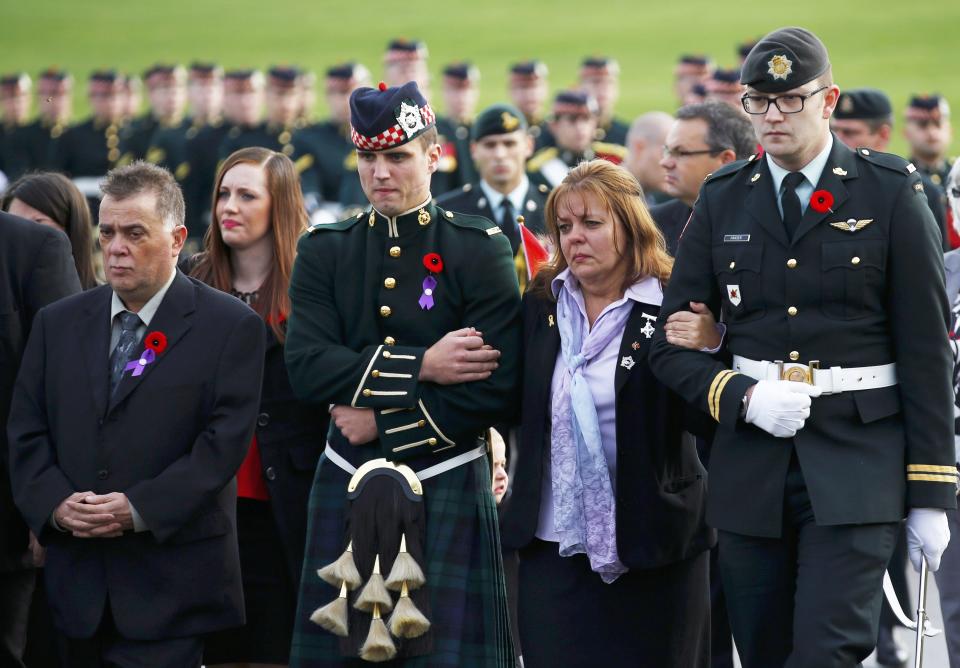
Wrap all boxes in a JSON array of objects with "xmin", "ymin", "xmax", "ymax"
[
  {"xmin": 471, "ymin": 103, "xmax": 527, "ymax": 141},
  {"xmin": 834, "ymin": 88, "xmax": 892, "ymax": 120},
  {"xmin": 740, "ymin": 26, "xmax": 830, "ymax": 93}
]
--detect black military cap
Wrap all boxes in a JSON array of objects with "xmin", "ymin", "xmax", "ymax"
[
  {"xmin": 384, "ymin": 38, "xmax": 428, "ymax": 61},
  {"xmin": 0, "ymin": 73, "xmax": 31, "ymax": 91},
  {"xmin": 327, "ymin": 62, "xmax": 365, "ymax": 80},
  {"xmin": 268, "ymin": 66, "xmax": 302, "ymax": 88},
  {"xmin": 690, "ymin": 83, "xmax": 707, "ymax": 99},
  {"xmin": 471, "ymin": 103, "xmax": 527, "ymax": 141},
  {"xmin": 223, "ymin": 69, "xmax": 263, "ymax": 91},
  {"xmin": 189, "ymin": 62, "xmax": 222, "ymax": 77},
  {"xmin": 89, "ymin": 69, "xmax": 122, "ymax": 84},
  {"xmin": 442, "ymin": 62, "xmax": 479, "ymax": 85},
  {"xmin": 834, "ymin": 88, "xmax": 892, "ymax": 120},
  {"xmin": 349, "ymin": 81, "xmax": 436, "ymax": 151},
  {"xmin": 144, "ymin": 64, "xmax": 185, "ymax": 87},
  {"xmin": 737, "ymin": 40, "xmax": 759, "ymax": 61},
  {"xmin": 38, "ymin": 67, "xmax": 70, "ymax": 82},
  {"xmin": 712, "ymin": 68, "xmax": 741, "ymax": 84},
  {"xmin": 740, "ymin": 27, "xmax": 830, "ymax": 93},
  {"xmin": 552, "ymin": 90, "xmax": 598, "ymax": 117},
  {"xmin": 706, "ymin": 68, "xmax": 743, "ymax": 93},
  {"xmin": 509, "ymin": 60, "xmax": 548, "ymax": 82},
  {"xmin": 580, "ymin": 56, "xmax": 620, "ymax": 76},
  {"xmin": 144, "ymin": 64, "xmax": 176, "ymax": 79},
  {"xmin": 906, "ymin": 94, "xmax": 950, "ymax": 121}
]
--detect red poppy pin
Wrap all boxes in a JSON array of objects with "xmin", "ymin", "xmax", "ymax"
[
  {"xmin": 810, "ymin": 190, "xmax": 834, "ymax": 214},
  {"xmin": 423, "ymin": 252, "xmax": 443, "ymax": 274},
  {"xmin": 125, "ymin": 331, "xmax": 166, "ymax": 378}
]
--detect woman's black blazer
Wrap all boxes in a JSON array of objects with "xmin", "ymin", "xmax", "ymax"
[{"xmin": 499, "ymin": 292, "xmax": 715, "ymax": 569}]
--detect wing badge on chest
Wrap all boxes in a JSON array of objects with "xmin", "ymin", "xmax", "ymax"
[{"xmin": 829, "ymin": 218, "xmax": 874, "ymax": 233}]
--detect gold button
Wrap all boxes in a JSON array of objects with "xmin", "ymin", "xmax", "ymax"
[
  {"xmin": 362, "ymin": 389, "xmax": 372, "ymax": 397},
  {"xmin": 108, "ymin": 148, "xmax": 120, "ymax": 162},
  {"xmin": 428, "ymin": 438, "xmax": 438, "ymax": 446},
  {"xmin": 851, "ymin": 256, "xmax": 861, "ymax": 265},
  {"xmin": 789, "ymin": 351, "xmax": 800, "ymax": 361},
  {"xmin": 787, "ymin": 258, "xmax": 797, "ymax": 268},
  {"xmin": 788, "ymin": 306, "xmax": 798, "ymax": 316},
  {"xmin": 106, "ymin": 135, "xmax": 119, "ymax": 148},
  {"xmin": 418, "ymin": 420, "xmax": 426, "ymax": 427},
  {"xmin": 389, "ymin": 246, "xmax": 401, "ymax": 258},
  {"xmin": 380, "ymin": 306, "xmax": 391, "ymax": 317},
  {"xmin": 383, "ymin": 351, "xmax": 392, "ymax": 358},
  {"xmin": 384, "ymin": 336, "xmax": 396, "ymax": 345},
  {"xmin": 729, "ymin": 261, "xmax": 736, "ymax": 270},
  {"xmin": 371, "ymin": 370, "xmax": 380, "ymax": 378},
  {"xmin": 384, "ymin": 277, "xmax": 396, "ymax": 289}
]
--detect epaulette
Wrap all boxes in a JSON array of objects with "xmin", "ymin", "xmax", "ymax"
[
  {"xmin": 591, "ymin": 141, "xmax": 628, "ymax": 159},
  {"xmin": 703, "ymin": 157, "xmax": 751, "ymax": 183},
  {"xmin": 854, "ymin": 147, "xmax": 912, "ymax": 175},
  {"xmin": 437, "ymin": 207, "xmax": 504, "ymax": 237},
  {"xmin": 307, "ymin": 211, "xmax": 364, "ymax": 234},
  {"xmin": 527, "ymin": 146, "xmax": 559, "ymax": 172}
]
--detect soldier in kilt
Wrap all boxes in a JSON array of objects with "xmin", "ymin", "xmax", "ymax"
[{"xmin": 285, "ymin": 79, "xmax": 519, "ymax": 667}]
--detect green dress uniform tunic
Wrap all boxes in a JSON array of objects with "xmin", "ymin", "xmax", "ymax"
[
  {"xmin": 53, "ymin": 118, "xmax": 124, "ymax": 177},
  {"xmin": 286, "ymin": 200, "xmax": 520, "ymax": 667}
]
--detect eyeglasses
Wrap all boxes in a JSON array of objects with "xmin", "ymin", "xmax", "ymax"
[
  {"xmin": 741, "ymin": 86, "xmax": 828, "ymax": 115},
  {"xmin": 661, "ymin": 145, "xmax": 724, "ymax": 160},
  {"xmin": 951, "ymin": 186, "xmax": 960, "ymax": 199}
]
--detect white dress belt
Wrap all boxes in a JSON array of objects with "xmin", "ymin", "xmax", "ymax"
[
  {"xmin": 731, "ymin": 355, "xmax": 897, "ymax": 395},
  {"xmin": 322, "ymin": 442, "xmax": 487, "ymax": 481}
]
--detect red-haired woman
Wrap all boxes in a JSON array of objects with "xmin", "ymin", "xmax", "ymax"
[{"xmin": 191, "ymin": 147, "xmax": 328, "ymax": 668}]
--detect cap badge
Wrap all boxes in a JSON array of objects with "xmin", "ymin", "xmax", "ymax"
[
  {"xmin": 395, "ymin": 99, "xmax": 425, "ymax": 139},
  {"xmin": 501, "ymin": 112, "xmax": 519, "ymax": 131},
  {"xmin": 767, "ymin": 54, "xmax": 793, "ymax": 81},
  {"xmin": 839, "ymin": 96, "xmax": 854, "ymax": 113}
]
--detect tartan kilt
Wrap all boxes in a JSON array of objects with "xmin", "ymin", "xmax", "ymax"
[{"xmin": 290, "ymin": 443, "xmax": 515, "ymax": 667}]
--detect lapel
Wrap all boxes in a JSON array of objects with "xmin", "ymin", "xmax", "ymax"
[
  {"xmin": 108, "ymin": 272, "xmax": 196, "ymax": 413},
  {"xmin": 744, "ymin": 158, "xmax": 790, "ymax": 248},
  {"xmin": 614, "ymin": 302, "xmax": 659, "ymax": 394},
  {"xmin": 533, "ymin": 299, "xmax": 561, "ymax": 415},
  {"xmin": 474, "ymin": 189, "xmax": 491, "ymax": 215},
  {"xmin": 78, "ymin": 287, "xmax": 114, "ymax": 419},
  {"xmin": 791, "ymin": 138, "xmax": 858, "ymax": 245}
]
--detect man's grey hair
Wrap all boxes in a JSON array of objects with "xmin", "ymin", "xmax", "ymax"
[
  {"xmin": 627, "ymin": 111, "xmax": 674, "ymax": 145},
  {"xmin": 100, "ymin": 161, "xmax": 185, "ymax": 229},
  {"xmin": 676, "ymin": 101, "xmax": 757, "ymax": 160}
]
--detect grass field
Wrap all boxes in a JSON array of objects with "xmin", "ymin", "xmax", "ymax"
[{"xmin": 3, "ymin": 0, "xmax": 958, "ymax": 156}]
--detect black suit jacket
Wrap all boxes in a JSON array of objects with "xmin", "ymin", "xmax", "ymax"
[
  {"xmin": 7, "ymin": 272, "xmax": 265, "ymax": 639},
  {"xmin": 499, "ymin": 293, "xmax": 715, "ymax": 569},
  {"xmin": 649, "ymin": 199, "xmax": 691, "ymax": 257},
  {"xmin": 255, "ymin": 325, "xmax": 328, "ymax": 586},
  {"xmin": 0, "ymin": 213, "xmax": 80, "ymax": 569}
]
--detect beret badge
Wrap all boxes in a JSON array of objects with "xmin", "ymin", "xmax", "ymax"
[
  {"xmin": 767, "ymin": 54, "xmax": 793, "ymax": 81},
  {"xmin": 395, "ymin": 99, "xmax": 426, "ymax": 139},
  {"xmin": 501, "ymin": 111, "xmax": 519, "ymax": 131}
]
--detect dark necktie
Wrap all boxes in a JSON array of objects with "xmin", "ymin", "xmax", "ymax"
[
  {"xmin": 109, "ymin": 311, "xmax": 142, "ymax": 395},
  {"xmin": 499, "ymin": 199, "xmax": 521, "ymax": 253},
  {"xmin": 781, "ymin": 172, "xmax": 805, "ymax": 240}
]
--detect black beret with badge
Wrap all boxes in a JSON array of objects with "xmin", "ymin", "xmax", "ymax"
[
  {"xmin": 471, "ymin": 103, "xmax": 527, "ymax": 141},
  {"xmin": 740, "ymin": 26, "xmax": 830, "ymax": 93},
  {"xmin": 834, "ymin": 88, "xmax": 892, "ymax": 120},
  {"xmin": 349, "ymin": 81, "xmax": 436, "ymax": 151}
]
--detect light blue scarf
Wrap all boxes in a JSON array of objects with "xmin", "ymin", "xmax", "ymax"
[{"xmin": 551, "ymin": 283, "xmax": 632, "ymax": 583}]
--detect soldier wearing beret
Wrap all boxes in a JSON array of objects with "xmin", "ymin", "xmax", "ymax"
[
  {"xmin": 833, "ymin": 88, "xmax": 950, "ymax": 251},
  {"xmin": 527, "ymin": 91, "xmax": 627, "ymax": 191},
  {"xmin": 286, "ymin": 80, "xmax": 519, "ymax": 666},
  {"xmin": 674, "ymin": 55, "xmax": 714, "ymax": 107},
  {"xmin": 704, "ymin": 68, "xmax": 747, "ymax": 116},
  {"xmin": 4, "ymin": 69, "xmax": 73, "ymax": 179},
  {"xmin": 54, "ymin": 70, "xmax": 126, "ymax": 180},
  {"xmin": 579, "ymin": 56, "xmax": 630, "ymax": 146},
  {"xmin": 508, "ymin": 60, "xmax": 553, "ymax": 150},
  {"xmin": 437, "ymin": 103, "xmax": 549, "ymax": 292},
  {"xmin": 0, "ymin": 73, "xmax": 34, "ymax": 179},
  {"xmin": 219, "ymin": 66, "xmax": 322, "ymax": 211},
  {"xmin": 650, "ymin": 27, "xmax": 956, "ymax": 666},
  {"xmin": 904, "ymin": 94, "xmax": 954, "ymax": 188},
  {"xmin": 433, "ymin": 62, "xmax": 480, "ymax": 196}
]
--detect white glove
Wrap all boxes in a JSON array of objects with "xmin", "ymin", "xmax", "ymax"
[
  {"xmin": 744, "ymin": 379, "xmax": 822, "ymax": 438},
  {"xmin": 905, "ymin": 508, "xmax": 951, "ymax": 572}
]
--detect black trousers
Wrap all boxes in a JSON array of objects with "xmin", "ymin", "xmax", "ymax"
[
  {"xmin": 57, "ymin": 598, "xmax": 203, "ymax": 668},
  {"xmin": 719, "ymin": 454, "xmax": 899, "ymax": 668},
  {"xmin": 0, "ymin": 567, "xmax": 34, "ymax": 668}
]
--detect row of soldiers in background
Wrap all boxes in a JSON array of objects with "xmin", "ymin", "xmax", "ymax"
[{"xmin": 0, "ymin": 37, "xmax": 954, "ymax": 242}]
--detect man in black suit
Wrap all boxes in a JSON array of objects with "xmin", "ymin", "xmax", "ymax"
[
  {"xmin": 437, "ymin": 103, "xmax": 550, "ymax": 292},
  {"xmin": 7, "ymin": 162, "xmax": 265, "ymax": 667},
  {"xmin": 651, "ymin": 101, "xmax": 755, "ymax": 255},
  {"xmin": 1, "ymin": 213, "xmax": 80, "ymax": 667}
]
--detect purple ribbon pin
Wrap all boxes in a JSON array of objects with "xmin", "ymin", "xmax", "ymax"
[
  {"xmin": 124, "ymin": 349, "xmax": 156, "ymax": 377},
  {"xmin": 419, "ymin": 276, "xmax": 438, "ymax": 310}
]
